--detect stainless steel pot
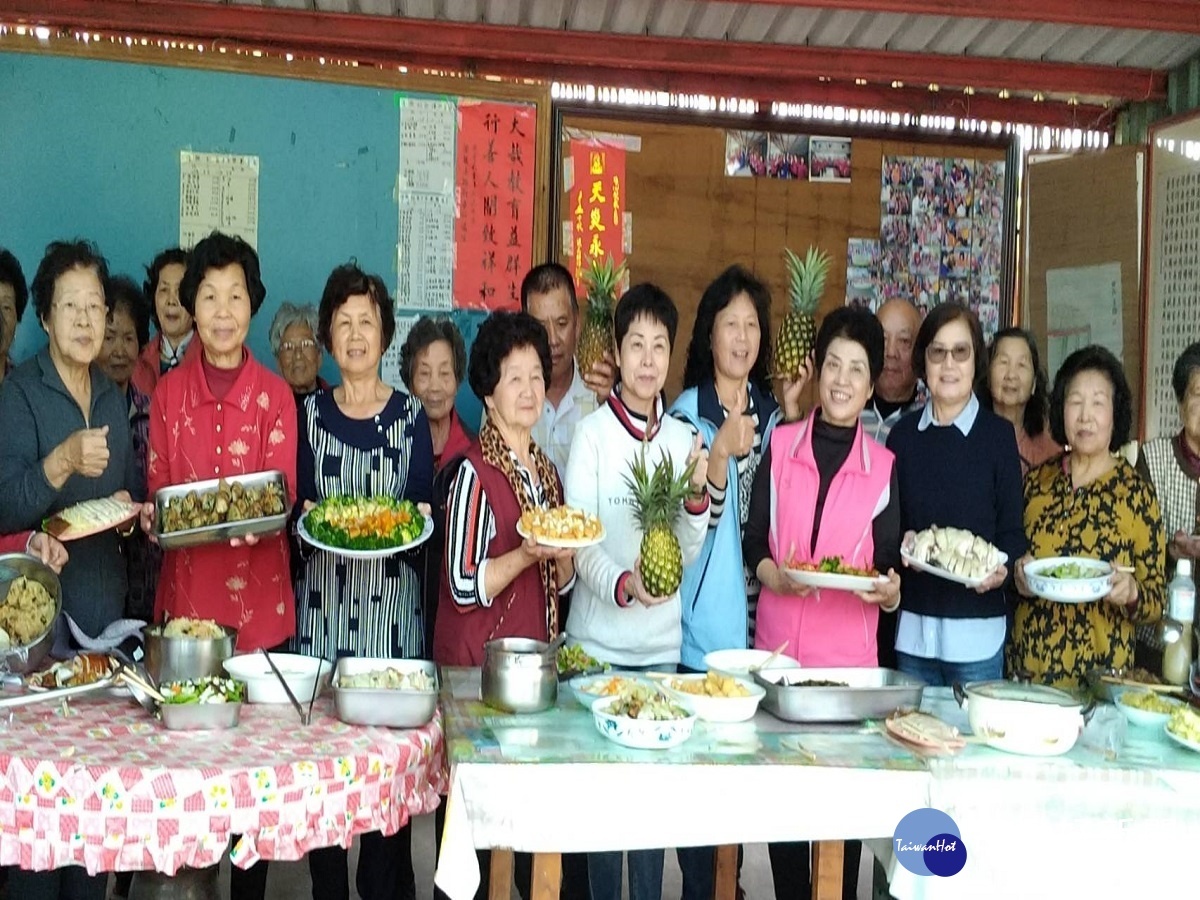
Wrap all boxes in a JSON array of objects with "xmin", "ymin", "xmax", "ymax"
[
  {"xmin": 144, "ymin": 624, "xmax": 238, "ymax": 685},
  {"xmin": 481, "ymin": 637, "xmax": 559, "ymax": 713},
  {"xmin": 0, "ymin": 553, "xmax": 62, "ymax": 675}
]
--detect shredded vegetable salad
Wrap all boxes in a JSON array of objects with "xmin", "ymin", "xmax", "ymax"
[{"xmin": 159, "ymin": 676, "xmax": 246, "ymax": 705}]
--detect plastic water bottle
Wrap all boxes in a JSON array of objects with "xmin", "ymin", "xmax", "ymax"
[{"xmin": 1162, "ymin": 559, "xmax": 1195, "ymax": 686}]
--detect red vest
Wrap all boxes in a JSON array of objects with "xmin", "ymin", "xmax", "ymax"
[{"xmin": 432, "ymin": 443, "xmax": 554, "ymax": 666}]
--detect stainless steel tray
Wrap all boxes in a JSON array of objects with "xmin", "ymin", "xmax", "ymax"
[
  {"xmin": 332, "ymin": 657, "xmax": 438, "ymax": 728},
  {"xmin": 753, "ymin": 667, "xmax": 925, "ymax": 723},
  {"xmin": 154, "ymin": 470, "xmax": 291, "ymax": 550}
]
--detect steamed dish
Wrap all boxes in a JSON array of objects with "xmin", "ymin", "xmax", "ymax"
[
  {"xmin": 0, "ymin": 576, "xmax": 56, "ymax": 650},
  {"xmin": 907, "ymin": 525, "xmax": 1003, "ymax": 580},
  {"xmin": 601, "ymin": 683, "xmax": 690, "ymax": 721},
  {"xmin": 161, "ymin": 478, "xmax": 285, "ymax": 533},
  {"xmin": 155, "ymin": 617, "xmax": 226, "ymax": 639},
  {"xmin": 339, "ymin": 667, "xmax": 435, "ymax": 691}
]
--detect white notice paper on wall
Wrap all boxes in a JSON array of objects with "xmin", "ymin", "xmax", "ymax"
[
  {"xmin": 179, "ymin": 151, "xmax": 260, "ymax": 250},
  {"xmin": 398, "ymin": 97, "xmax": 456, "ymax": 194},
  {"xmin": 1045, "ymin": 262, "xmax": 1122, "ymax": 379}
]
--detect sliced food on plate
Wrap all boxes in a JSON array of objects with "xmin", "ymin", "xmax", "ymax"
[
  {"xmin": 904, "ymin": 525, "xmax": 1005, "ymax": 585},
  {"xmin": 27, "ymin": 653, "xmax": 116, "ymax": 690},
  {"xmin": 301, "ymin": 496, "xmax": 429, "ymax": 555},
  {"xmin": 517, "ymin": 505, "xmax": 604, "ymax": 547},
  {"xmin": 43, "ymin": 496, "xmax": 140, "ymax": 540}
]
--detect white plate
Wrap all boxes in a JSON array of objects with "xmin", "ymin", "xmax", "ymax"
[
  {"xmin": 1023, "ymin": 557, "xmax": 1113, "ymax": 604},
  {"xmin": 298, "ymin": 511, "xmax": 433, "ymax": 560},
  {"xmin": 515, "ymin": 521, "xmax": 606, "ymax": 549},
  {"xmin": 782, "ymin": 567, "xmax": 887, "ymax": 593},
  {"xmin": 1165, "ymin": 722, "xmax": 1200, "ymax": 754},
  {"xmin": 901, "ymin": 546, "xmax": 1009, "ymax": 588}
]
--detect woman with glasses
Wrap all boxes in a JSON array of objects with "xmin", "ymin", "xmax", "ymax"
[
  {"xmin": 885, "ymin": 303, "xmax": 1027, "ymax": 685},
  {"xmin": 270, "ymin": 301, "xmax": 329, "ymax": 410},
  {"xmin": 0, "ymin": 239, "xmax": 141, "ymax": 900}
]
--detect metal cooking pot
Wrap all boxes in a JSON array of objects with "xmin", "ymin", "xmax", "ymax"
[
  {"xmin": 0, "ymin": 553, "xmax": 62, "ymax": 675},
  {"xmin": 144, "ymin": 623, "xmax": 238, "ymax": 685},
  {"xmin": 481, "ymin": 636, "xmax": 560, "ymax": 713}
]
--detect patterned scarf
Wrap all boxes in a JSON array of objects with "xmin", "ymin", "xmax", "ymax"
[{"xmin": 479, "ymin": 419, "xmax": 562, "ymax": 639}]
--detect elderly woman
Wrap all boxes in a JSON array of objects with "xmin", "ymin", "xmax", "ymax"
[
  {"xmin": 1137, "ymin": 341, "xmax": 1200, "ymax": 567},
  {"xmin": 981, "ymin": 327, "xmax": 1060, "ymax": 476},
  {"xmin": 292, "ymin": 264, "xmax": 433, "ymax": 900},
  {"xmin": 400, "ymin": 315, "xmax": 473, "ymax": 469},
  {"xmin": 742, "ymin": 307, "xmax": 900, "ymax": 900},
  {"xmin": 96, "ymin": 275, "xmax": 157, "ymax": 622},
  {"xmin": 142, "ymin": 232, "xmax": 297, "ymax": 652},
  {"xmin": 433, "ymin": 311, "xmax": 576, "ymax": 665},
  {"xmin": 270, "ymin": 301, "xmax": 328, "ymax": 407},
  {"xmin": 132, "ymin": 247, "xmax": 193, "ymax": 395},
  {"xmin": 0, "ymin": 247, "xmax": 28, "ymax": 383},
  {"xmin": 886, "ymin": 303, "xmax": 1027, "ymax": 685},
  {"xmin": 0, "ymin": 239, "xmax": 140, "ymax": 900},
  {"xmin": 1011, "ymin": 346, "xmax": 1166, "ymax": 688}
]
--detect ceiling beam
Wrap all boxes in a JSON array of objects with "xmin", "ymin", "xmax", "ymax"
[
  {"xmin": 721, "ymin": 0, "xmax": 1200, "ymax": 36},
  {"xmin": 0, "ymin": 0, "xmax": 1165, "ymax": 101}
]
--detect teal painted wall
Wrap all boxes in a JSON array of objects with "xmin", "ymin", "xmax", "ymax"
[{"xmin": 0, "ymin": 51, "xmax": 486, "ymax": 424}]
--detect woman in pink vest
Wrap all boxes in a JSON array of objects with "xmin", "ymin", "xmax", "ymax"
[{"xmin": 742, "ymin": 306, "xmax": 902, "ymax": 900}]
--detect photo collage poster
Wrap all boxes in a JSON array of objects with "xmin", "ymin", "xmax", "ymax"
[
  {"xmin": 725, "ymin": 131, "xmax": 853, "ymax": 182},
  {"xmin": 879, "ymin": 156, "xmax": 1005, "ymax": 337}
]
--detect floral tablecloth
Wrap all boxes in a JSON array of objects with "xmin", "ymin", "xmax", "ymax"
[{"xmin": 0, "ymin": 694, "xmax": 445, "ymax": 876}]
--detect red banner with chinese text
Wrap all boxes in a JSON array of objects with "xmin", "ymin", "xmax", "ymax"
[
  {"xmin": 455, "ymin": 101, "xmax": 536, "ymax": 310},
  {"xmin": 568, "ymin": 140, "xmax": 626, "ymax": 296}
]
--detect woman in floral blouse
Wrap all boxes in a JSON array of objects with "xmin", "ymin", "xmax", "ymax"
[{"xmin": 141, "ymin": 232, "xmax": 297, "ymax": 653}]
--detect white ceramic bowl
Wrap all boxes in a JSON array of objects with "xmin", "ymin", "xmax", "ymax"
[
  {"xmin": 1023, "ymin": 557, "xmax": 1114, "ymax": 604},
  {"xmin": 956, "ymin": 680, "xmax": 1085, "ymax": 757},
  {"xmin": 1114, "ymin": 691, "xmax": 1183, "ymax": 728},
  {"xmin": 661, "ymin": 673, "xmax": 765, "ymax": 723},
  {"xmin": 591, "ymin": 694, "xmax": 696, "ymax": 750},
  {"xmin": 703, "ymin": 649, "xmax": 801, "ymax": 678},
  {"xmin": 567, "ymin": 672, "xmax": 645, "ymax": 709},
  {"xmin": 221, "ymin": 653, "xmax": 332, "ymax": 704}
]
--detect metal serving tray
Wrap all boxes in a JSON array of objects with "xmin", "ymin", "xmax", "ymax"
[
  {"xmin": 332, "ymin": 657, "xmax": 438, "ymax": 729},
  {"xmin": 154, "ymin": 470, "xmax": 291, "ymax": 550},
  {"xmin": 753, "ymin": 667, "xmax": 925, "ymax": 723}
]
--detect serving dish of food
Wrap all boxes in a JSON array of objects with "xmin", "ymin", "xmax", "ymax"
[
  {"xmin": 27, "ymin": 652, "xmax": 117, "ymax": 690},
  {"xmin": 1165, "ymin": 706, "xmax": 1200, "ymax": 753},
  {"xmin": 158, "ymin": 675, "xmax": 246, "ymax": 731},
  {"xmin": 1086, "ymin": 666, "xmax": 1180, "ymax": 702},
  {"xmin": 781, "ymin": 556, "xmax": 888, "ymax": 593},
  {"xmin": 754, "ymin": 667, "xmax": 925, "ymax": 723},
  {"xmin": 331, "ymin": 657, "xmax": 438, "ymax": 728},
  {"xmin": 154, "ymin": 471, "xmax": 290, "ymax": 550},
  {"xmin": 591, "ymin": 682, "xmax": 696, "ymax": 750},
  {"xmin": 222, "ymin": 653, "xmax": 332, "ymax": 704},
  {"xmin": 703, "ymin": 648, "xmax": 801, "ymax": 678},
  {"xmin": 557, "ymin": 642, "xmax": 609, "ymax": 680},
  {"xmin": 901, "ymin": 526, "xmax": 1007, "ymax": 588},
  {"xmin": 661, "ymin": 670, "xmax": 765, "ymax": 723},
  {"xmin": 42, "ymin": 496, "xmax": 140, "ymax": 541},
  {"xmin": 1022, "ymin": 557, "xmax": 1114, "ymax": 604},
  {"xmin": 568, "ymin": 673, "xmax": 645, "ymax": 708},
  {"xmin": 516, "ymin": 505, "xmax": 605, "ymax": 549},
  {"xmin": 1115, "ymin": 690, "xmax": 1184, "ymax": 728},
  {"xmin": 144, "ymin": 617, "xmax": 238, "ymax": 684},
  {"xmin": 298, "ymin": 496, "xmax": 432, "ymax": 559},
  {"xmin": 954, "ymin": 680, "xmax": 1087, "ymax": 757},
  {"xmin": 0, "ymin": 553, "xmax": 61, "ymax": 674}
]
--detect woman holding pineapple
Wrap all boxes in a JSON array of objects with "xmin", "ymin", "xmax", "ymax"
[{"xmin": 563, "ymin": 283, "xmax": 710, "ymax": 900}]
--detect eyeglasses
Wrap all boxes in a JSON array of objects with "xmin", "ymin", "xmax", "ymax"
[
  {"xmin": 280, "ymin": 339, "xmax": 317, "ymax": 354},
  {"xmin": 926, "ymin": 343, "xmax": 972, "ymax": 364},
  {"xmin": 54, "ymin": 300, "xmax": 107, "ymax": 321}
]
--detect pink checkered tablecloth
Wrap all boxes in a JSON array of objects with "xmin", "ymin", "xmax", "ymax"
[{"xmin": 0, "ymin": 694, "xmax": 445, "ymax": 876}]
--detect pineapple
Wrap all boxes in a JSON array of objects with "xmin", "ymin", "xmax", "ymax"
[
  {"xmin": 576, "ymin": 254, "xmax": 626, "ymax": 376},
  {"xmin": 775, "ymin": 246, "xmax": 831, "ymax": 379},
  {"xmin": 624, "ymin": 444, "xmax": 696, "ymax": 598}
]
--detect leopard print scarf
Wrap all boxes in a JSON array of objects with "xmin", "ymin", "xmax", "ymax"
[{"xmin": 479, "ymin": 420, "xmax": 562, "ymax": 639}]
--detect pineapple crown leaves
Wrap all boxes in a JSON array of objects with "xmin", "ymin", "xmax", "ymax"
[
  {"xmin": 622, "ymin": 442, "xmax": 698, "ymax": 534},
  {"xmin": 783, "ymin": 245, "xmax": 831, "ymax": 315},
  {"xmin": 582, "ymin": 254, "xmax": 628, "ymax": 307}
]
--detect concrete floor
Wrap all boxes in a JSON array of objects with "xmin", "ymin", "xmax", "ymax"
[{"xmin": 125, "ymin": 814, "xmax": 876, "ymax": 900}]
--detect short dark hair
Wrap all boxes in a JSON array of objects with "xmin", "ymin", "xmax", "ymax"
[
  {"xmin": 1048, "ymin": 345, "xmax": 1133, "ymax": 452},
  {"xmin": 468, "ymin": 311, "xmax": 551, "ymax": 401},
  {"xmin": 0, "ymin": 248, "xmax": 29, "ymax": 321},
  {"xmin": 179, "ymin": 232, "xmax": 265, "ymax": 318},
  {"xmin": 982, "ymin": 327, "xmax": 1050, "ymax": 438},
  {"xmin": 520, "ymin": 263, "xmax": 577, "ymax": 314},
  {"xmin": 31, "ymin": 240, "xmax": 111, "ymax": 324},
  {"xmin": 143, "ymin": 247, "xmax": 189, "ymax": 331},
  {"xmin": 105, "ymin": 274, "xmax": 152, "ymax": 348},
  {"xmin": 682, "ymin": 265, "xmax": 773, "ymax": 393},
  {"xmin": 815, "ymin": 306, "xmax": 885, "ymax": 384},
  {"xmin": 316, "ymin": 263, "xmax": 396, "ymax": 353},
  {"xmin": 613, "ymin": 283, "xmax": 678, "ymax": 350},
  {"xmin": 912, "ymin": 302, "xmax": 986, "ymax": 385},
  {"xmin": 1172, "ymin": 341, "xmax": 1200, "ymax": 403},
  {"xmin": 400, "ymin": 316, "xmax": 468, "ymax": 386}
]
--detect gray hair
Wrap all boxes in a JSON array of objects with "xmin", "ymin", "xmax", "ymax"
[{"xmin": 269, "ymin": 302, "xmax": 320, "ymax": 354}]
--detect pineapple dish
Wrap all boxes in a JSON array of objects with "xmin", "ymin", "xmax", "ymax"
[
  {"xmin": 775, "ymin": 246, "xmax": 831, "ymax": 379},
  {"xmin": 518, "ymin": 505, "xmax": 604, "ymax": 545},
  {"xmin": 624, "ymin": 445, "xmax": 699, "ymax": 598},
  {"xmin": 576, "ymin": 254, "xmax": 627, "ymax": 377}
]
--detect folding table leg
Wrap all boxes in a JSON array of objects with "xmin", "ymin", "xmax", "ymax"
[
  {"xmin": 489, "ymin": 849, "xmax": 514, "ymax": 900},
  {"xmin": 530, "ymin": 852, "xmax": 562, "ymax": 900},
  {"xmin": 812, "ymin": 840, "xmax": 845, "ymax": 900},
  {"xmin": 714, "ymin": 844, "xmax": 738, "ymax": 900}
]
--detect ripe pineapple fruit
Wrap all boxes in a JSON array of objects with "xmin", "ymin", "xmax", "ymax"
[
  {"xmin": 576, "ymin": 254, "xmax": 626, "ymax": 376},
  {"xmin": 624, "ymin": 444, "xmax": 697, "ymax": 598},
  {"xmin": 775, "ymin": 246, "xmax": 831, "ymax": 379}
]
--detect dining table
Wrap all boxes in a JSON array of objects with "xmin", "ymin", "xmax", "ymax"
[
  {"xmin": 434, "ymin": 668, "xmax": 1200, "ymax": 900},
  {"xmin": 0, "ymin": 691, "xmax": 445, "ymax": 879}
]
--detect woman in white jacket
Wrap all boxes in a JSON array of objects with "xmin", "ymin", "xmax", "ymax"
[{"xmin": 564, "ymin": 282, "xmax": 709, "ymax": 900}]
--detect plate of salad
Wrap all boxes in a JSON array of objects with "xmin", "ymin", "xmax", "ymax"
[
  {"xmin": 782, "ymin": 556, "xmax": 888, "ymax": 593},
  {"xmin": 298, "ymin": 496, "xmax": 433, "ymax": 560}
]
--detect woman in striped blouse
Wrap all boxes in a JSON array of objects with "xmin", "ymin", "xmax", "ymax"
[{"xmin": 292, "ymin": 262, "xmax": 434, "ymax": 900}]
